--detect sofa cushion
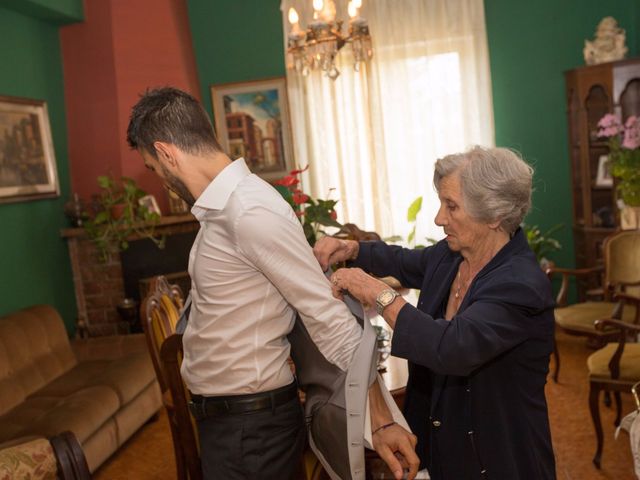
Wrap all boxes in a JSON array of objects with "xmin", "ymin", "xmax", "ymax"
[
  {"xmin": 36, "ymin": 352, "xmax": 157, "ymax": 406},
  {"xmin": 0, "ymin": 385, "xmax": 120, "ymax": 444},
  {"xmin": 0, "ymin": 306, "xmax": 76, "ymax": 416}
]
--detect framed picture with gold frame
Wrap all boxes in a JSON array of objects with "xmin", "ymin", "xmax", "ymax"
[
  {"xmin": 0, "ymin": 95, "xmax": 59, "ymax": 203},
  {"xmin": 210, "ymin": 77, "xmax": 294, "ymax": 182}
]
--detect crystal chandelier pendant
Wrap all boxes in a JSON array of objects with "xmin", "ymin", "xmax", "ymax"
[{"xmin": 286, "ymin": 0, "xmax": 373, "ymax": 80}]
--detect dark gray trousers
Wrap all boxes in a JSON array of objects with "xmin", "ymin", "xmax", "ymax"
[{"xmin": 196, "ymin": 395, "xmax": 306, "ymax": 479}]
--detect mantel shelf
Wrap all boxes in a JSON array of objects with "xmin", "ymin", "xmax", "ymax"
[{"xmin": 60, "ymin": 214, "xmax": 197, "ymax": 239}]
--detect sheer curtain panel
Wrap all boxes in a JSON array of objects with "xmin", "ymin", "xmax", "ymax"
[{"xmin": 280, "ymin": 0, "xmax": 494, "ymax": 243}]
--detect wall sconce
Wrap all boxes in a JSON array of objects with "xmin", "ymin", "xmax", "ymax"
[{"xmin": 287, "ymin": 0, "xmax": 373, "ymax": 80}]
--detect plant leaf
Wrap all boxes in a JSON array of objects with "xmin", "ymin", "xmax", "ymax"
[
  {"xmin": 407, "ymin": 196, "xmax": 423, "ymax": 222},
  {"xmin": 407, "ymin": 228, "xmax": 416, "ymax": 246}
]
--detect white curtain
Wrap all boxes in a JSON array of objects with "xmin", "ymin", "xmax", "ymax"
[{"xmin": 280, "ymin": 0, "xmax": 494, "ymax": 243}]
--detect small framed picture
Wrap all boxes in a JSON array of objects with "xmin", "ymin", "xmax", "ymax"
[
  {"xmin": 138, "ymin": 194, "xmax": 161, "ymax": 215},
  {"xmin": 595, "ymin": 155, "xmax": 613, "ymax": 187}
]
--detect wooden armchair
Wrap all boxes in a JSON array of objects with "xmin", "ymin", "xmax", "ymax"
[
  {"xmin": 140, "ymin": 276, "xmax": 201, "ymax": 480},
  {"xmin": 0, "ymin": 431, "xmax": 90, "ymax": 480},
  {"xmin": 547, "ymin": 230, "xmax": 640, "ymax": 382},
  {"xmin": 588, "ymin": 301, "xmax": 640, "ymax": 469}
]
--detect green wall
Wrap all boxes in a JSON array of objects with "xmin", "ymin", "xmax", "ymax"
[
  {"xmin": 0, "ymin": 5, "xmax": 79, "ymax": 331},
  {"xmin": 187, "ymin": 0, "xmax": 285, "ymax": 119},
  {"xmin": 0, "ymin": 0, "xmax": 83, "ymax": 23},
  {"xmin": 485, "ymin": 0, "xmax": 639, "ymax": 268}
]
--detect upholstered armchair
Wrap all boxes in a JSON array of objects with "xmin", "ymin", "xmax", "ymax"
[
  {"xmin": 588, "ymin": 310, "xmax": 640, "ymax": 468},
  {"xmin": 547, "ymin": 230, "xmax": 640, "ymax": 382},
  {"xmin": 0, "ymin": 431, "xmax": 90, "ymax": 480}
]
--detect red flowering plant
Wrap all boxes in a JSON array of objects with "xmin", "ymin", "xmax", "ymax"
[
  {"xmin": 597, "ymin": 113, "xmax": 640, "ymax": 207},
  {"xmin": 273, "ymin": 166, "xmax": 342, "ymax": 246}
]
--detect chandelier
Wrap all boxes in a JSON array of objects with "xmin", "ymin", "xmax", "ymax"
[{"xmin": 286, "ymin": 0, "xmax": 373, "ymax": 80}]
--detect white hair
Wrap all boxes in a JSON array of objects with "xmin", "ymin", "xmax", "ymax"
[{"xmin": 433, "ymin": 146, "xmax": 533, "ymax": 234}]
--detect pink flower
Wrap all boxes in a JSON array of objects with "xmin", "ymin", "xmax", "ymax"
[
  {"xmin": 623, "ymin": 116, "xmax": 640, "ymax": 149},
  {"xmin": 598, "ymin": 113, "xmax": 620, "ymax": 128},
  {"xmin": 329, "ymin": 210, "xmax": 337, "ymax": 221},
  {"xmin": 597, "ymin": 113, "xmax": 622, "ymax": 138}
]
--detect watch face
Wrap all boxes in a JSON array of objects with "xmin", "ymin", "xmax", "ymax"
[{"xmin": 380, "ymin": 291, "xmax": 395, "ymax": 304}]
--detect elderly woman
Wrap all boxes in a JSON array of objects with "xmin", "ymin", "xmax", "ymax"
[{"xmin": 314, "ymin": 146, "xmax": 556, "ymax": 479}]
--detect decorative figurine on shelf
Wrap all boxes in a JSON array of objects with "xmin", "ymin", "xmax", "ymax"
[{"xmin": 583, "ymin": 16, "xmax": 628, "ymax": 65}]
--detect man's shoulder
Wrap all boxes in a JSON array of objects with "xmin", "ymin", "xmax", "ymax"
[{"xmin": 229, "ymin": 174, "xmax": 291, "ymax": 215}]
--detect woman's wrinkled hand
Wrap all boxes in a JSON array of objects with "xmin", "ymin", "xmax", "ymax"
[
  {"xmin": 329, "ymin": 267, "xmax": 388, "ymax": 306},
  {"xmin": 313, "ymin": 237, "xmax": 359, "ymax": 271}
]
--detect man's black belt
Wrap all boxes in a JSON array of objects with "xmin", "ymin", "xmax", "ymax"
[{"xmin": 188, "ymin": 381, "xmax": 298, "ymax": 420}]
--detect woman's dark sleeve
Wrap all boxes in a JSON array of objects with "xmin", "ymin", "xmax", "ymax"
[
  {"xmin": 390, "ymin": 278, "xmax": 554, "ymax": 376},
  {"xmin": 351, "ymin": 241, "xmax": 436, "ymax": 289}
]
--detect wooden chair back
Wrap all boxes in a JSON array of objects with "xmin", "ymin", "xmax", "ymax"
[
  {"xmin": 141, "ymin": 275, "xmax": 201, "ymax": 480},
  {"xmin": 161, "ymin": 333, "xmax": 202, "ymax": 480},
  {"xmin": 140, "ymin": 275, "xmax": 184, "ymax": 393},
  {"xmin": 603, "ymin": 230, "xmax": 640, "ymax": 298}
]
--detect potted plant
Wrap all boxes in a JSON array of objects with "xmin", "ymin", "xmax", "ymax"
[
  {"xmin": 273, "ymin": 166, "xmax": 342, "ymax": 246},
  {"xmin": 83, "ymin": 175, "xmax": 165, "ymax": 261},
  {"xmin": 522, "ymin": 223, "xmax": 563, "ymax": 268},
  {"xmin": 597, "ymin": 113, "xmax": 640, "ymax": 228}
]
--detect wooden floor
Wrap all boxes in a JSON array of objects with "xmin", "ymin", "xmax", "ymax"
[{"xmin": 94, "ymin": 330, "xmax": 637, "ymax": 479}]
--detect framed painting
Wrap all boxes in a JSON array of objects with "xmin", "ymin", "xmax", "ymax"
[
  {"xmin": 0, "ymin": 95, "xmax": 59, "ymax": 203},
  {"xmin": 211, "ymin": 77, "xmax": 294, "ymax": 182}
]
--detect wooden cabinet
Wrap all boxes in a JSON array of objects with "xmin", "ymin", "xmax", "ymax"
[{"xmin": 564, "ymin": 58, "xmax": 640, "ymax": 272}]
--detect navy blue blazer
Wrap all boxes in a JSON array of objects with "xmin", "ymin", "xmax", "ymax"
[{"xmin": 354, "ymin": 229, "xmax": 556, "ymax": 480}]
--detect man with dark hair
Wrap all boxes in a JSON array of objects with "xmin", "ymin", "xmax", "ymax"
[{"xmin": 127, "ymin": 87, "xmax": 419, "ymax": 480}]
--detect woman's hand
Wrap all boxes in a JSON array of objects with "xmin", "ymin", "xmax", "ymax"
[
  {"xmin": 331, "ymin": 268, "xmax": 406, "ymax": 328},
  {"xmin": 313, "ymin": 236, "xmax": 359, "ymax": 271},
  {"xmin": 329, "ymin": 267, "xmax": 387, "ymax": 306}
]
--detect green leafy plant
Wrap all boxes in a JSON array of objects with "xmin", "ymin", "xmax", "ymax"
[
  {"xmin": 273, "ymin": 166, "xmax": 342, "ymax": 247},
  {"xmin": 522, "ymin": 223, "xmax": 563, "ymax": 263},
  {"xmin": 597, "ymin": 113, "xmax": 640, "ymax": 207},
  {"xmin": 83, "ymin": 175, "xmax": 165, "ymax": 261}
]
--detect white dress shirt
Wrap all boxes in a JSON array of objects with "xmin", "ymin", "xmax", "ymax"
[{"xmin": 181, "ymin": 158, "xmax": 362, "ymax": 395}]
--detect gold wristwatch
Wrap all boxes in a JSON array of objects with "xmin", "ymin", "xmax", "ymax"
[{"xmin": 375, "ymin": 289, "xmax": 400, "ymax": 315}]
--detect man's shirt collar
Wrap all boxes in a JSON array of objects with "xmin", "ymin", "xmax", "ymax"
[{"xmin": 191, "ymin": 158, "xmax": 251, "ymax": 219}]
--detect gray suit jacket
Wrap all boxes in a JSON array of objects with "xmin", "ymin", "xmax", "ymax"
[{"xmin": 288, "ymin": 293, "xmax": 407, "ymax": 480}]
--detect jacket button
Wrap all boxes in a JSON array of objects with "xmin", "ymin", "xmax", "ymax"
[{"xmin": 432, "ymin": 420, "xmax": 441, "ymax": 427}]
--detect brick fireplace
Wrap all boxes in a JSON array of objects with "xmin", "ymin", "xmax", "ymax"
[{"xmin": 61, "ymin": 214, "xmax": 199, "ymax": 336}]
